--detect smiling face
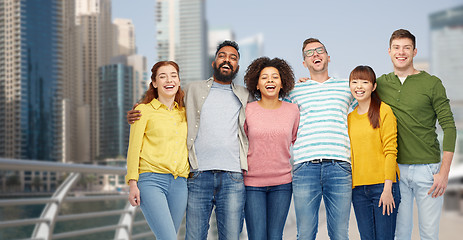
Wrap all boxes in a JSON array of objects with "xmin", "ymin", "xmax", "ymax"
[
  {"xmin": 302, "ymin": 42, "xmax": 330, "ymax": 75},
  {"xmin": 388, "ymin": 38, "xmax": 417, "ymax": 72},
  {"xmin": 350, "ymin": 78, "xmax": 376, "ymax": 103},
  {"xmin": 257, "ymin": 67, "xmax": 282, "ymax": 100},
  {"xmin": 212, "ymin": 46, "xmax": 240, "ymax": 83},
  {"xmin": 152, "ymin": 64, "xmax": 180, "ymax": 100}
]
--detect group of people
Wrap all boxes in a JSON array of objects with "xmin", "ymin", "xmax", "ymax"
[{"xmin": 125, "ymin": 29, "xmax": 456, "ymax": 240}]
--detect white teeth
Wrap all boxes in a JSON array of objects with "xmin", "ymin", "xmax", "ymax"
[
  {"xmin": 266, "ymin": 86, "xmax": 275, "ymax": 89},
  {"xmin": 314, "ymin": 59, "xmax": 321, "ymax": 64},
  {"xmin": 165, "ymin": 85, "xmax": 174, "ymax": 89}
]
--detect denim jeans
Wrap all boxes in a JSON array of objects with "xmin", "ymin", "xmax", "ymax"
[
  {"xmin": 137, "ymin": 172, "xmax": 187, "ymax": 240},
  {"xmin": 185, "ymin": 170, "xmax": 245, "ymax": 240},
  {"xmin": 292, "ymin": 160, "xmax": 352, "ymax": 240},
  {"xmin": 395, "ymin": 163, "xmax": 443, "ymax": 240},
  {"xmin": 244, "ymin": 182, "xmax": 292, "ymax": 240},
  {"xmin": 352, "ymin": 182, "xmax": 401, "ymax": 240}
]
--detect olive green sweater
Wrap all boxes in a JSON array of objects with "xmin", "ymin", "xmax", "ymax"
[{"xmin": 376, "ymin": 71, "xmax": 456, "ymax": 164}]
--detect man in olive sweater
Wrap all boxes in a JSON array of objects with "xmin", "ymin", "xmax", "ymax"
[{"xmin": 376, "ymin": 29, "xmax": 456, "ymax": 240}]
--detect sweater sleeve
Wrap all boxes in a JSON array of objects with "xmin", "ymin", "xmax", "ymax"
[
  {"xmin": 125, "ymin": 105, "xmax": 148, "ymax": 184},
  {"xmin": 432, "ymin": 78, "xmax": 456, "ymax": 152},
  {"xmin": 380, "ymin": 104, "xmax": 398, "ymax": 181}
]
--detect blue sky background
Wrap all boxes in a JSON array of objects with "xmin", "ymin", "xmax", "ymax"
[{"xmin": 112, "ymin": 0, "xmax": 463, "ymax": 79}]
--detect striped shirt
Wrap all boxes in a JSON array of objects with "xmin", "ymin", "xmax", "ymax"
[{"xmin": 288, "ymin": 77, "xmax": 355, "ymax": 164}]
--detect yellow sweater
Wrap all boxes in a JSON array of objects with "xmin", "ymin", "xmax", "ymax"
[
  {"xmin": 125, "ymin": 98, "xmax": 189, "ymax": 184},
  {"xmin": 348, "ymin": 102, "xmax": 399, "ymax": 188}
]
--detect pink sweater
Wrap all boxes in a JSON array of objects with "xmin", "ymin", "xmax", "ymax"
[{"xmin": 244, "ymin": 101, "xmax": 300, "ymax": 187}]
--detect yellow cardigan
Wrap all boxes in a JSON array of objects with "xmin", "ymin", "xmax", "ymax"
[
  {"xmin": 125, "ymin": 98, "xmax": 189, "ymax": 184},
  {"xmin": 348, "ymin": 102, "xmax": 399, "ymax": 188}
]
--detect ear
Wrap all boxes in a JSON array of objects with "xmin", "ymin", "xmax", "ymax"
[
  {"xmin": 327, "ymin": 55, "xmax": 331, "ymax": 63},
  {"xmin": 413, "ymin": 48, "xmax": 417, "ymax": 57},
  {"xmin": 372, "ymin": 82, "xmax": 377, "ymax": 92},
  {"xmin": 212, "ymin": 61, "xmax": 215, "ymax": 69},
  {"xmin": 236, "ymin": 65, "xmax": 240, "ymax": 73},
  {"xmin": 302, "ymin": 60, "xmax": 308, "ymax": 69},
  {"xmin": 152, "ymin": 81, "xmax": 158, "ymax": 89}
]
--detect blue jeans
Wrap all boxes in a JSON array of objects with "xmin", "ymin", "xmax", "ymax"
[
  {"xmin": 352, "ymin": 182, "xmax": 401, "ymax": 240},
  {"xmin": 244, "ymin": 183, "xmax": 292, "ymax": 240},
  {"xmin": 137, "ymin": 172, "xmax": 187, "ymax": 240},
  {"xmin": 185, "ymin": 171, "xmax": 245, "ymax": 240},
  {"xmin": 395, "ymin": 163, "xmax": 443, "ymax": 240},
  {"xmin": 292, "ymin": 160, "xmax": 352, "ymax": 240}
]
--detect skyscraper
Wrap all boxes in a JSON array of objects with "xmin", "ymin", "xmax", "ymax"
[
  {"xmin": 0, "ymin": 0, "xmax": 62, "ymax": 161},
  {"xmin": 155, "ymin": 0, "xmax": 208, "ymax": 85},
  {"xmin": 113, "ymin": 18, "xmax": 136, "ymax": 56},
  {"xmin": 76, "ymin": 0, "xmax": 114, "ymax": 161},
  {"xmin": 430, "ymin": 5, "xmax": 463, "ymax": 166},
  {"xmin": 99, "ymin": 62, "xmax": 133, "ymax": 159},
  {"xmin": 127, "ymin": 55, "xmax": 148, "ymax": 104},
  {"xmin": 430, "ymin": 5, "xmax": 463, "ymax": 101}
]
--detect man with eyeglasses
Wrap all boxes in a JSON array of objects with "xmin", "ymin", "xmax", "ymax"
[
  {"xmin": 287, "ymin": 38, "xmax": 355, "ymax": 240},
  {"xmin": 376, "ymin": 29, "xmax": 456, "ymax": 240}
]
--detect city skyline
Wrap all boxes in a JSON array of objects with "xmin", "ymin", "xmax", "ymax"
[{"xmin": 113, "ymin": 0, "xmax": 462, "ymax": 90}]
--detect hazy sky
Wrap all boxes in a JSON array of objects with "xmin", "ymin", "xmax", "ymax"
[{"xmin": 112, "ymin": 0, "xmax": 462, "ymax": 79}]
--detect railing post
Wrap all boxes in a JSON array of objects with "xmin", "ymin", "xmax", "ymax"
[
  {"xmin": 31, "ymin": 172, "xmax": 81, "ymax": 240},
  {"xmin": 114, "ymin": 202, "xmax": 137, "ymax": 240}
]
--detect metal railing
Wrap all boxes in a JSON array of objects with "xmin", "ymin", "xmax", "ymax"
[{"xmin": 0, "ymin": 158, "xmax": 153, "ymax": 240}]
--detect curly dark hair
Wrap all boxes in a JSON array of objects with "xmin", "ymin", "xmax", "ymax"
[{"xmin": 244, "ymin": 57, "xmax": 295, "ymax": 99}]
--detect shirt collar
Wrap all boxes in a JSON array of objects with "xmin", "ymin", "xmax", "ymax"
[{"xmin": 149, "ymin": 98, "xmax": 179, "ymax": 110}]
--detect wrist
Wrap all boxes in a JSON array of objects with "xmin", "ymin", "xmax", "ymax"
[{"xmin": 383, "ymin": 179, "xmax": 393, "ymax": 192}]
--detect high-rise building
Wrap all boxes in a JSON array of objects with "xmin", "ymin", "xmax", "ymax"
[
  {"xmin": 98, "ymin": 63, "xmax": 133, "ymax": 159},
  {"xmin": 99, "ymin": 54, "xmax": 146, "ymax": 159},
  {"xmin": 236, "ymin": 34, "xmax": 264, "ymax": 86},
  {"xmin": 61, "ymin": 0, "xmax": 84, "ymax": 163},
  {"xmin": 113, "ymin": 18, "xmax": 136, "ymax": 56},
  {"xmin": 430, "ymin": 5, "xmax": 463, "ymax": 101},
  {"xmin": 127, "ymin": 55, "xmax": 148, "ymax": 103},
  {"xmin": 155, "ymin": 0, "xmax": 208, "ymax": 85},
  {"xmin": 0, "ymin": 0, "xmax": 62, "ymax": 161},
  {"xmin": 430, "ymin": 5, "xmax": 463, "ymax": 166},
  {"xmin": 76, "ymin": 0, "xmax": 114, "ymax": 161}
]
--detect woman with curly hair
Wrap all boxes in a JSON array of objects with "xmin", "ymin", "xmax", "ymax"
[{"xmin": 243, "ymin": 57, "xmax": 300, "ymax": 240}]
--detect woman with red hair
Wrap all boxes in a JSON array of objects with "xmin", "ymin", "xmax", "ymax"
[{"xmin": 126, "ymin": 61, "xmax": 189, "ymax": 240}]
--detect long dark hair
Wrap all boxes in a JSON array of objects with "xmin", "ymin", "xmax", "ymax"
[
  {"xmin": 141, "ymin": 61, "xmax": 184, "ymax": 107},
  {"xmin": 349, "ymin": 65, "xmax": 381, "ymax": 129}
]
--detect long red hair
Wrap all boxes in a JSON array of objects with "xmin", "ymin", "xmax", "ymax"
[
  {"xmin": 349, "ymin": 65, "xmax": 381, "ymax": 129},
  {"xmin": 141, "ymin": 61, "xmax": 184, "ymax": 107}
]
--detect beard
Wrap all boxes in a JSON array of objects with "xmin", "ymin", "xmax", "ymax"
[{"xmin": 213, "ymin": 61, "xmax": 238, "ymax": 83}]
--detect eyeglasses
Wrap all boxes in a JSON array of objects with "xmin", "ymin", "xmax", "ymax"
[{"xmin": 303, "ymin": 47, "xmax": 325, "ymax": 57}]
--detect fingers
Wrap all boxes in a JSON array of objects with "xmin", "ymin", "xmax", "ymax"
[
  {"xmin": 127, "ymin": 110, "xmax": 141, "ymax": 124},
  {"xmin": 428, "ymin": 182, "xmax": 437, "ymax": 196},
  {"xmin": 429, "ymin": 183, "xmax": 447, "ymax": 198},
  {"xmin": 128, "ymin": 193, "xmax": 140, "ymax": 206},
  {"xmin": 433, "ymin": 187, "xmax": 446, "ymax": 198},
  {"xmin": 382, "ymin": 204, "xmax": 386, "ymax": 215}
]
